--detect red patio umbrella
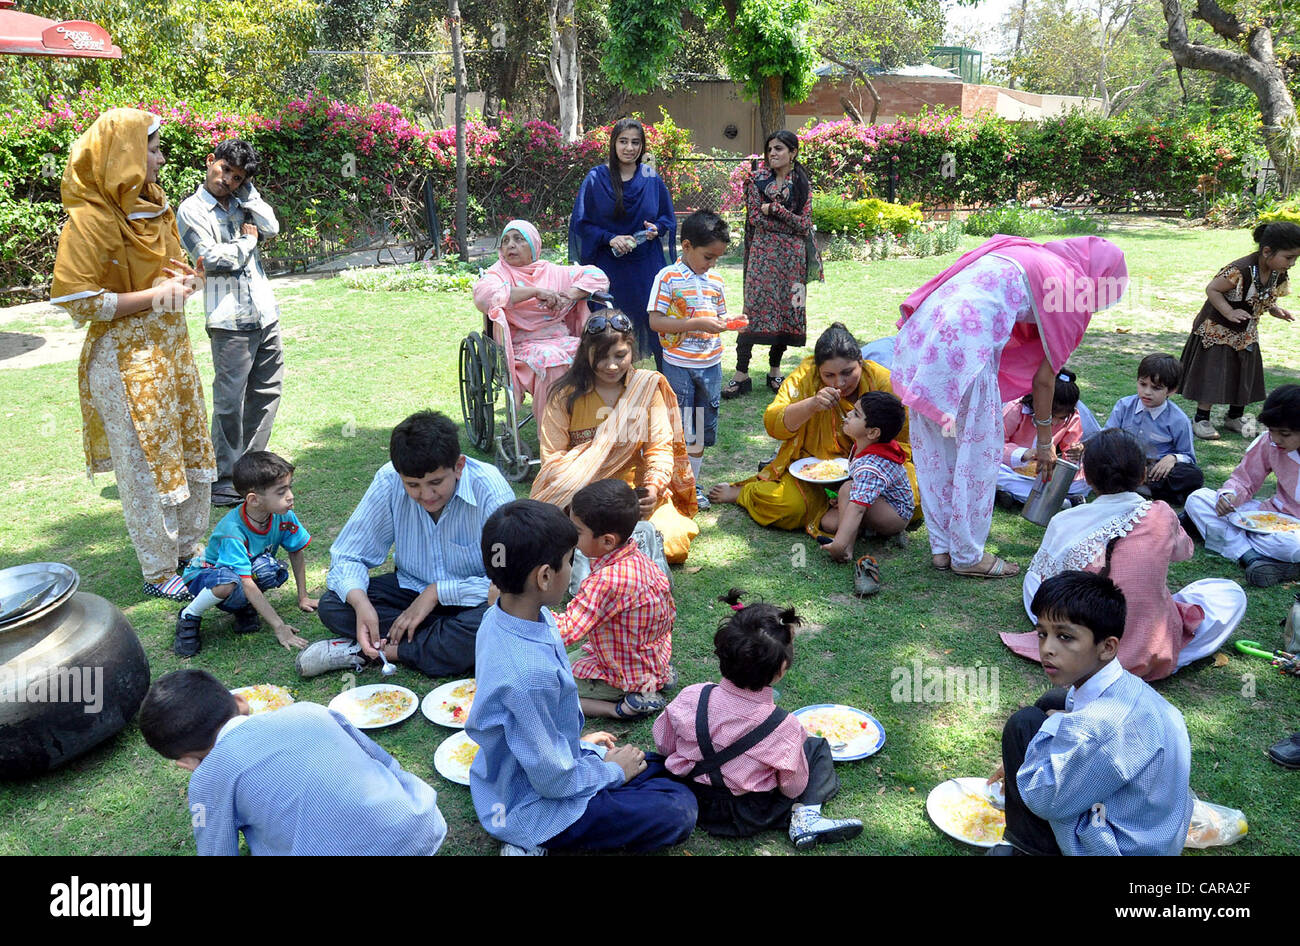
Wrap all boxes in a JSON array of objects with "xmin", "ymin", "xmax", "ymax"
[{"xmin": 0, "ymin": 0, "xmax": 121, "ymax": 58}]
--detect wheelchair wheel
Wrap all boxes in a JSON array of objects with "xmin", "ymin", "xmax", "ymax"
[
  {"xmin": 495, "ymin": 376, "xmax": 535, "ymax": 483},
  {"xmin": 459, "ymin": 332, "xmax": 494, "ymax": 452}
]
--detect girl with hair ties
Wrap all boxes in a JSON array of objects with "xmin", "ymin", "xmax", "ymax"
[
  {"xmin": 50, "ymin": 108, "xmax": 214, "ymax": 602},
  {"xmin": 569, "ymin": 119, "xmax": 677, "ymax": 369},
  {"xmin": 725, "ymin": 130, "xmax": 819, "ymax": 399},
  {"xmin": 1002, "ymin": 429, "xmax": 1245, "ymax": 681}
]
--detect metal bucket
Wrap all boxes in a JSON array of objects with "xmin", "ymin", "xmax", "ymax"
[{"xmin": 1021, "ymin": 459, "xmax": 1080, "ymax": 527}]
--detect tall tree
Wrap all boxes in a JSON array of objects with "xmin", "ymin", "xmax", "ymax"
[
  {"xmin": 547, "ymin": 0, "xmax": 582, "ymax": 140},
  {"xmin": 601, "ymin": 0, "xmax": 817, "ymax": 136},
  {"xmin": 1159, "ymin": 0, "xmax": 1298, "ymax": 191}
]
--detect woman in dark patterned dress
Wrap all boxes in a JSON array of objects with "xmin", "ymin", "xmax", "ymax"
[
  {"xmin": 724, "ymin": 130, "xmax": 820, "ymax": 399},
  {"xmin": 1180, "ymin": 221, "xmax": 1299, "ymax": 440}
]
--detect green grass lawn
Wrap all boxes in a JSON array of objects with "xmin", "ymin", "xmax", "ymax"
[{"xmin": 2, "ymin": 220, "xmax": 1298, "ymax": 856}]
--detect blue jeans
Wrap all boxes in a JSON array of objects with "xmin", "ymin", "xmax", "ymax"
[
  {"xmin": 660, "ymin": 360, "xmax": 720, "ymax": 449},
  {"xmin": 185, "ymin": 553, "xmax": 288, "ymax": 611}
]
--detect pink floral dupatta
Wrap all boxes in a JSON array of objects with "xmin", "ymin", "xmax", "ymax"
[{"xmin": 894, "ymin": 235, "xmax": 1127, "ymax": 426}]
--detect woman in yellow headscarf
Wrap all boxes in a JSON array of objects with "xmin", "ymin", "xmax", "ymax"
[
  {"xmin": 51, "ymin": 108, "xmax": 215, "ymax": 602},
  {"xmin": 709, "ymin": 322, "xmax": 920, "ymax": 533}
]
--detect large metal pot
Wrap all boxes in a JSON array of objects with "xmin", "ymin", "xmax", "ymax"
[{"xmin": 0, "ymin": 564, "xmax": 150, "ymax": 779}]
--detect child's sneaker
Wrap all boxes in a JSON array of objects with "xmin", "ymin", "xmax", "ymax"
[
  {"xmin": 788, "ymin": 804, "xmax": 863, "ymax": 848},
  {"xmin": 500, "ymin": 842, "xmax": 547, "ymax": 856},
  {"xmin": 173, "ymin": 610, "xmax": 202, "ymax": 657},
  {"xmin": 296, "ymin": 637, "xmax": 365, "ymax": 677},
  {"xmin": 1240, "ymin": 550, "xmax": 1300, "ymax": 588},
  {"xmin": 614, "ymin": 691, "xmax": 668, "ymax": 719},
  {"xmin": 695, "ymin": 487, "xmax": 711, "ymax": 511},
  {"xmin": 233, "ymin": 605, "xmax": 261, "ymax": 635}
]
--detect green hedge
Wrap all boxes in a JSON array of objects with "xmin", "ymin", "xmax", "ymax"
[{"xmin": 811, "ymin": 195, "xmax": 923, "ymax": 237}]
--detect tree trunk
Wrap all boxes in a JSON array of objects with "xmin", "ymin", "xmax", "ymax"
[
  {"xmin": 1009, "ymin": 0, "xmax": 1029, "ymax": 90},
  {"xmin": 449, "ymin": 0, "xmax": 469, "ymax": 261},
  {"xmin": 758, "ymin": 74, "xmax": 786, "ymax": 138},
  {"xmin": 840, "ymin": 96, "xmax": 864, "ymax": 124},
  {"xmin": 546, "ymin": 0, "xmax": 581, "ymax": 142},
  {"xmin": 1159, "ymin": 0, "xmax": 1297, "ymax": 193},
  {"xmin": 823, "ymin": 51, "xmax": 882, "ymax": 124}
]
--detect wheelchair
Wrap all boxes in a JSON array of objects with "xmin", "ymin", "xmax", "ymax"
[{"xmin": 458, "ymin": 291, "xmax": 612, "ymax": 482}]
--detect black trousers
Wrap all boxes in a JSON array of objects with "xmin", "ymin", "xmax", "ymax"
[
  {"xmin": 686, "ymin": 737, "xmax": 840, "ymax": 838},
  {"xmin": 317, "ymin": 572, "xmax": 485, "ymax": 677},
  {"xmin": 735, "ymin": 340, "xmax": 787, "ymax": 375},
  {"xmin": 1146, "ymin": 461, "xmax": 1204, "ymax": 507},
  {"xmin": 999, "ymin": 688, "xmax": 1068, "ymax": 856}
]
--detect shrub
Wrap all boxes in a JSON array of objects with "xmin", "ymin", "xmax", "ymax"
[
  {"xmin": 964, "ymin": 203, "xmax": 1058, "ymax": 237},
  {"xmin": 1257, "ymin": 199, "xmax": 1300, "ymax": 227},
  {"xmin": 811, "ymin": 194, "xmax": 922, "ymax": 237}
]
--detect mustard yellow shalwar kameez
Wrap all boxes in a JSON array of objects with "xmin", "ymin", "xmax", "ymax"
[{"xmin": 735, "ymin": 356, "xmax": 920, "ymax": 531}]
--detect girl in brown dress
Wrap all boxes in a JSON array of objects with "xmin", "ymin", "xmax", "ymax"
[
  {"xmin": 1180, "ymin": 222, "xmax": 1299, "ymax": 440},
  {"xmin": 724, "ymin": 130, "xmax": 820, "ymax": 399}
]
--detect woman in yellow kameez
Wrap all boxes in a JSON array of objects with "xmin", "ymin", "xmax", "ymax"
[
  {"xmin": 50, "ymin": 109, "xmax": 214, "ymax": 601},
  {"xmin": 531, "ymin": 312, "xmax": 699, "ymax": 563},
  {"xmin": 709, "ymin": 322, "xmax": 920, "ymax": 532}
]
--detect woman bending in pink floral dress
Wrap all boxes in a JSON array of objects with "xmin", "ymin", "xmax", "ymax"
[{"xmin": 892, "ymin": 236, "xmax": 1127, "ymax": 578}]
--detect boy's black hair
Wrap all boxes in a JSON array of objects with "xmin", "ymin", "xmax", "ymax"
[
  {"xmin": 681, "ymin": 209, "xmax": 730, "ymax": 248},
  {"xmin": 1022, "ymin": 365, "xmax": 1079, "ymax": 415},
  {"xmin": 570, "ymin": 478, "xmax": 639, "ymax": 546},
  {"xmin": 814, "ymin": 321, "xmax": 860, "ymax": 365},
  {"xmin": 1259, "ymin": 384, "xmax": 1300, "ymax": 430},
  {"xmin": 714, "ymin": 588, "xmax": 799, "ymax": 691},
  {"xmin": 1136, "ymin": 353, "xmax": 1181, "ymax": 391},
  {"xmin": 481, "ymin": 499, "xmax": 578, "ymax": 595},
  {"xmin": 1252, "ymin": 221, "xmax": 1300, "ymax": 252},
  {"xmin": 1082, "ymin": 428, "xmax": 1146, "ymax": 495},
  {"xmin": 856, "ymin": 390, "xmax": 905, "ymax": 443},
  {"xmin": 212, "ymin": 138, "xmax": 261, "ymax": 177},
  {"xmin": 232, "ymin": 450, "xmax": 295, "ymax": 497},
  {"xmin": 390, "ymin": 411, "xmax": 461, "ymax": 477},
  {"xmin": 138, "ymin": 669, "xmax": 239, "ymax": 760},
  {"xmin": 1030, "ymin": 571, "xmax": 1126, "ymax": 643}
]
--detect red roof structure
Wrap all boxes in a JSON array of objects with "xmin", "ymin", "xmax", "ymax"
[{"xmin": 0, "ymin": 0, "xmax": 121, "ymax": 58}]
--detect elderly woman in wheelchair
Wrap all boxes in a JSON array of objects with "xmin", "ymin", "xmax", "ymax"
[{"xmin": 463, "ymin": 219, "xmax": 609, "ymax": 480}]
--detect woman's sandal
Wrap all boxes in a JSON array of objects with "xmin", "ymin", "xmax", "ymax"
[
  {"xmin": 722, "ymin": 376, "xmax": 752, "ymax": 399},
  {"xmin": 805, "ymin": 521, "xmax": 835, "ymax": 546},
  {"xmin": 766, "ymin": 373, "xmax": 784, "ymax": 393},
  {"xmin": 951, "ymin": 556, "xmax": 1020, "ymax": 579},
  {"xmin": 853, "ymin": 555, "xmax": 881, "ymax": 597}
]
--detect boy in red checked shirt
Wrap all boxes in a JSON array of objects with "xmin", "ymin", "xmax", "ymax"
[{"xmin": 557, "ymin": 479, "xmax": 676, "ymax": 720}]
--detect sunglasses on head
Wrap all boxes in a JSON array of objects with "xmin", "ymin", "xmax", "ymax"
[{"xmin": 584, "ymin": 313, "xmax": 633, "ymax": 335}]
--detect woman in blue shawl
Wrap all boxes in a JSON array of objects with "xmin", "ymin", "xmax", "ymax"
[{"xmin": 569, "ymin": 118, "xmax": 677, "ymax": 369}]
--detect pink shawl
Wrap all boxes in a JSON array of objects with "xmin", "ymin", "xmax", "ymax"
[{"xmin": 898, "ymin": 235, "xmax": 1127, "ymax": 402}]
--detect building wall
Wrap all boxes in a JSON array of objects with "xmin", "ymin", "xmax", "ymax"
[{"xmin": 624, "ymin": 76, "xmax": 1101, "ymax": 153}]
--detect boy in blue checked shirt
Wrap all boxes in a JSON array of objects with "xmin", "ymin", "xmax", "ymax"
[
  {"xmin": 988, "ymin": 571, "xmax": 1192, "ymax": 856},
  {"xmin": 175, "ymin": 451, "xmax": 316, "ymax": 657},
  {"xmin": 467, "ymin": 499, "xmax": 697, "ymax": 855},
  {"xmin": 1104, "ymin": 353, "xmax": 1203, "ymax": 506},
  {"xmin": 140, "ymin": 669, "xmax": 447, "ymax": 856}
]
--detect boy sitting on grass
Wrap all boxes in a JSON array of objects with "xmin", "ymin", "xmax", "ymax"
[
  {"xmin": 467, "ymin": 499, "xmax": 697, "ymax": 855},
  {"xmin": 175, "ymin": 450, "xmax": 316, "ymax": 657},
  {"xmin": 140, "ymin": 669, "xmax": 447, "ymax": 856},
  {"xmin": 556, "ymin": 478, "xmax": 677, "ymax": 720},
  {"xmin": 817, "ymin": 390, "xmax": 915, "ymax": 563},
  {"xmin": 989, "ymin": 571, "xmax": 1192, "ymax": 856}
]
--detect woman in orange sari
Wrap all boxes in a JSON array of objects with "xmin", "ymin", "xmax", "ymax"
[
  {"xmin": 531, "ymin": 312, "xmax": 699, "ymax": 563},
  {"xmin": 50, "ymin": 108, "xmax": 213, "ymax": 601}
]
